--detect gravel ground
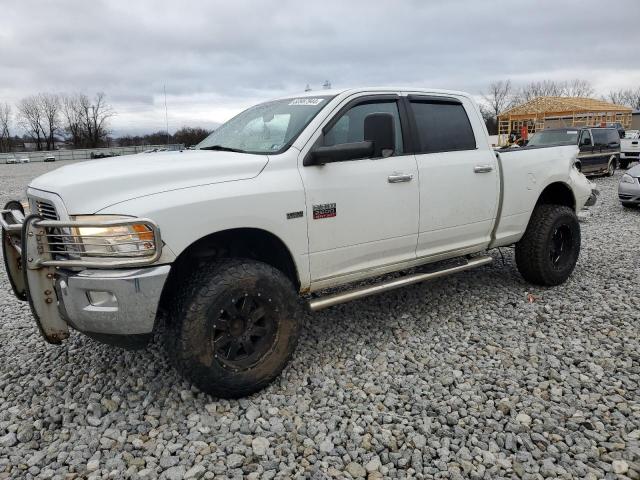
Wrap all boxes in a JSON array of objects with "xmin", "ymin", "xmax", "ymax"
[{"xmin": 1, "ymin": 161, "xmax": 639, "ymax": 480}]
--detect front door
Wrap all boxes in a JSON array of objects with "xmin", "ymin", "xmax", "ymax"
[{"xmin": 298, "ymin": 96, "xmax": 420, "ymax": 286}]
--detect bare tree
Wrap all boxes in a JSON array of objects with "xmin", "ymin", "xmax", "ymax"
[
  {"xmin": 481, "ymin": 80, "xmax": 513, "ymax": 118},
  {"xmin": 514, "ymin": 80, "xmax": 565, "ymax": 104},
  {"xmin": 17, "ymin": 95, "xmax": 45, "ymax": 150},
  {"xmin": 61, "ymin": 93, "xmax": 85, "ymax": 147},
  {"xmin": 564, "ymin": 79, "xmax": 595, "ymax": 97},
  {"xmin": 38, "ymin": 93, "xmax": 61, "ymax": 150},
  {"xmin": 608, "ymin": 88, "xmax": 640, "ymax": 110},
  {"xmin": 0, "ymin": 102, "xmax": 11, "ymax": 153},
  {"xmin": 479, "ymin": 80, "xmax": 514, "ymax": 134},
  {"xmin": 79, "ymin": 92, "xmax": 115, "ymax": 148}
]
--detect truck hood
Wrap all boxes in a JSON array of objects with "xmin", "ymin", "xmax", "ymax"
[{"xmin": 29, "ymin": 150, "xmax": 269, "ymax": 214}]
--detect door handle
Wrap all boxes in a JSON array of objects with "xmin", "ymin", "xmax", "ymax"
[
  {"xmin": 474, "ymin": 165, "xmax": 493, "ymax": 173},
  {"xmin": 387, "ymin": 173, "xmax": 414, "ymax": 183}
]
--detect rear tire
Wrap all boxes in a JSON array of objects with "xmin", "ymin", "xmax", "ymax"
[
  {"xmin": 515, "ymin": 204, "xmax": 581, "ymax": 286},
  {"xmin": 166, "ymin": 258, "xmax": 302, "ymax": 398}
]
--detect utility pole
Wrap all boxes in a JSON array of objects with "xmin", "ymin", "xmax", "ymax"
[{"xmin": 164, "ymin": 85, "xmax": 169, "ymax": 145}]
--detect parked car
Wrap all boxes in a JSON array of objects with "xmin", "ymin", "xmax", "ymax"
[
  {"xmin": 618, "ymin": 164, "xmax": 640, "ymax": 208},
  {"xmin": 44, "ymin": 155, "xmax": 56, "ymax": 162},
  {"xmin": 620, "ymin": 130, "xmax": 640, "ymax": 169},
  {"xmin": 526, "ymin": 127, "xmax": 620, "ymax": 176},
  {"xmin": 1, "ymin": 87, "xmax": 596, "ymax": 398},
  {"xmin": 19, "ymin": 157, "xmax": 30, "ymax": 164},
  {"xmin": 5, "ymin": 156, "xmax": 17, "ymax": 164}
]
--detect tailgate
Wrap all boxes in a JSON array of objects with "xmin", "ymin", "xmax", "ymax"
[{"xmin": 622, "ymin": 139, "xmax": 640, "ymax": 153}]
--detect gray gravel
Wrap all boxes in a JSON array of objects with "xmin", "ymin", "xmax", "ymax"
[{"xmin": 1, "ymin": 161, "xmax": 639, "ymax": 479}]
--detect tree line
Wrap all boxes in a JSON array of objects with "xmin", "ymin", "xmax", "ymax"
[
  {"xmin": 0, "ymin": 93, "xmax": 212, "ymax": 153},
  {"xmin": 118, "ymin": 127, "xmax": 211, "ymax": 148},
  {"xmin": 480, "ymin": 79, "xmax": 640, "ymax": 134},
  {"xmin": 0, "ymin": 92, "xmax": 114, "ymax": 153}
]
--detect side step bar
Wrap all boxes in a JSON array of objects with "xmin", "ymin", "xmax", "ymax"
[{"xmin": 308, "ymin": 255, "xmax": 493, "ymax": 311}]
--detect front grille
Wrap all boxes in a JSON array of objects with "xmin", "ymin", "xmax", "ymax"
[
  {"xmin": 619, "ymin": 194, "xmax": 632, "ymax": 200},
  {"xmin": 35, "ymin": 200, "xmax": 59, "ymax": 220},
  {"xmin": 29, "ymin": 196, "xmax": 69, "ymax": 256}
]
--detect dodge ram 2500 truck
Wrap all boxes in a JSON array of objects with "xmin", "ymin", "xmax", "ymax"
[{"xmin": 1, "ymin": 87, "xmax": 597, "ymax": 397}]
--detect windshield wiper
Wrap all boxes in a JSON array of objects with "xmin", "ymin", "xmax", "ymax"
[{"xmin": 200, "ymin": 145, "xmax": 246, "ymax": 153}]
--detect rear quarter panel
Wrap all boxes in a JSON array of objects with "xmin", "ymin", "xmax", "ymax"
[{"xmin": 493, "ymin": 145, "xmax": 590, "ymax": 246}]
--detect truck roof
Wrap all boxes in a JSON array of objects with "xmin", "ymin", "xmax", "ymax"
[{"xmin": 274, "ymin": 86, "xmax": 473, "ymax": 101}]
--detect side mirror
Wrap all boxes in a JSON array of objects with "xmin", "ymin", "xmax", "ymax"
[
  {"xmin": 305, "ymin": 141, "xmax": 374, "ymax": 166},
  {"xmin": 580, "ymin": 138, "xmax": 591, "ymax": 147},
  {"xmin": 364, "ymin": 112, "xmax": 395, "ymax": 158}
]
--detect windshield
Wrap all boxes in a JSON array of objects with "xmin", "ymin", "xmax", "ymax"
[
  {"xmin": 197, "ymin": 96, "xmax": 334, "ymax": 154},
  {"xmin": 528, "ymin": 129, "xmax": 579, "ymax": 146}
]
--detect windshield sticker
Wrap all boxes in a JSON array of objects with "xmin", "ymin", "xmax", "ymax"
[{"xmin": 289, "ymin": 98, "xmax": 324, "ymax": 106}]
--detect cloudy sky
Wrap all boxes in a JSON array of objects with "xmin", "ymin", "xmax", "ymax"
[{"xmin": 2, "ymin": 0, "xmax": 639, "ymax": 136}]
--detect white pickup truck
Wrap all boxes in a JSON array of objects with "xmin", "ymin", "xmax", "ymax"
[
  {"xmin": 1, "ymin": 87, "xmax": 597, "ymax": 397},
  {"xmin": 621, "ymin": 129, "xmax": 640, "ymax": 169}
]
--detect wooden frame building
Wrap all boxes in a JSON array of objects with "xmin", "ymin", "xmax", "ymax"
[{"xmin": 497, "ymin": 96, "xmax": 632, "ymax": 145}]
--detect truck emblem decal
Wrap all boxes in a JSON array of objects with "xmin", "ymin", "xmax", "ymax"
[
  {"xmin": 286, "ymin": 211, "xmax": 304, "ymax": 220},
  {"xmin": 312, "ymin": 203, "xmax": 336, "ymax": 219}
]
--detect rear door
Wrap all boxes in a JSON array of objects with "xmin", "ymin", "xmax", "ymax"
[
  {"xmin": 591, "ymin": 129, "xmax": 613, "ymax": 172},
  {"xmin": 605, "ymin": 129, "xmax": 621, "ymax": 160},
  {"xmin": 407, "ymin": 95, "xmax": 500, "ymax": 258}
]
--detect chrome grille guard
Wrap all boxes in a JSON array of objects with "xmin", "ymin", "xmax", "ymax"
[{"xmin": 1, "ymin": 206, "xmax": 163, "ymax": 269}]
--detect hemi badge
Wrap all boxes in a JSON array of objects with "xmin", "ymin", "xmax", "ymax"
[
  {"xmin": 312, "ymin": 203, "xmax": 336, "ymax": 219},
  {"xmin": 286, "ymin": 211, "xmax": 304, "ymax": 220}
]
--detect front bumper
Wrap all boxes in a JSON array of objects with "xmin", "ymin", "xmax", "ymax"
[
  {"xmin": 1, "ymin": 203, "xmax": 169, "ymax": 344},
  {"xmin": 56, "ymin": 266, "xmax": 170, "ymax": 336},
  {"xmin": 618, "ymin": 179, "xmax": 640, "ymax": 204}
]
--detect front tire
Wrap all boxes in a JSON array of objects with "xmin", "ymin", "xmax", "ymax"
[
  {"xmin": 515, "ymin": 204, "xmax": 581, "ymax": 286},
  {"xmin": 606, "ymin": 159, "xmax": 616, "ymax": 177},
  {"xmin": 166, "ymin": 258, "xmax": 302, "ymax": 398}
]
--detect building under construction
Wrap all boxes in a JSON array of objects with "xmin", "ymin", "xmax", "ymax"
[{"xmin": 497, "ymin": 96, "xmax": 632, "ymax": 145}]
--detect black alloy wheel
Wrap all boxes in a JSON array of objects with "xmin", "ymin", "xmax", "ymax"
[{"xmin": 211, "ymin": 294, "xmax": 277, "ymax": 370}]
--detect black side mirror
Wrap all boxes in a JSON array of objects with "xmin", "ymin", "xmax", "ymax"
[
  {"xmin": 364, "ymin": 113, "xmax": 395, "ymax": 158},
  {"xmin": 580, "ymin": 138, "xmax": 591, "ymax": 147},
  {"xmin": 305, "ymin": 141, "xmax": 374, "ymax": 166}
]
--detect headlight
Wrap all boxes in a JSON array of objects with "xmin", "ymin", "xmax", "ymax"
[
  {"xmin": 71, "ymin": 215, "xmax": 157, "ymax": 257},
  {"xmin": 620, "ymin": 174, "xmax": 636, "ymax": 184}
]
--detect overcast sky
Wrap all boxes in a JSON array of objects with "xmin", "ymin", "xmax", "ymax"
[{"xmin": 2, "ymin": 0, "xmax": 639, "ymax": 136}]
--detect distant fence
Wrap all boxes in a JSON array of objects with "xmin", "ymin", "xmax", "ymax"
[{"xmin": 0, "ymin": 144, "xmax": 185, "ymax": 163}]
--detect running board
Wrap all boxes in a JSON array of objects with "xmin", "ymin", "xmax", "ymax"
[{"xmin": 308, "ymin": 255, "xmax": 493, "ymax": 311}]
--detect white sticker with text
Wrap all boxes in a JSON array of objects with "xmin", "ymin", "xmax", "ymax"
[{"xmin": 289, "ymin": 98, "xmax": 324, "ymax": 106}]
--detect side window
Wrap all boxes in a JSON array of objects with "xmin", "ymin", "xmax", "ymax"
[
  {"xmin": 323, "ymin": 101, "xmax": 404, "ymax": 155},
  {"xmin": 607, "ymin": 130, "xmax": 620, "ymax": 145},
  {"xmin": 410, "ymin": 101, "xmax": 476, "ymax": 153},
  {"xmin": 591, "ymin": 129, "xmax": 607, "ymax": 147},
  {"xmin": 579, "ymin": 130, "xmax": 592, "ymax": 146}
]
